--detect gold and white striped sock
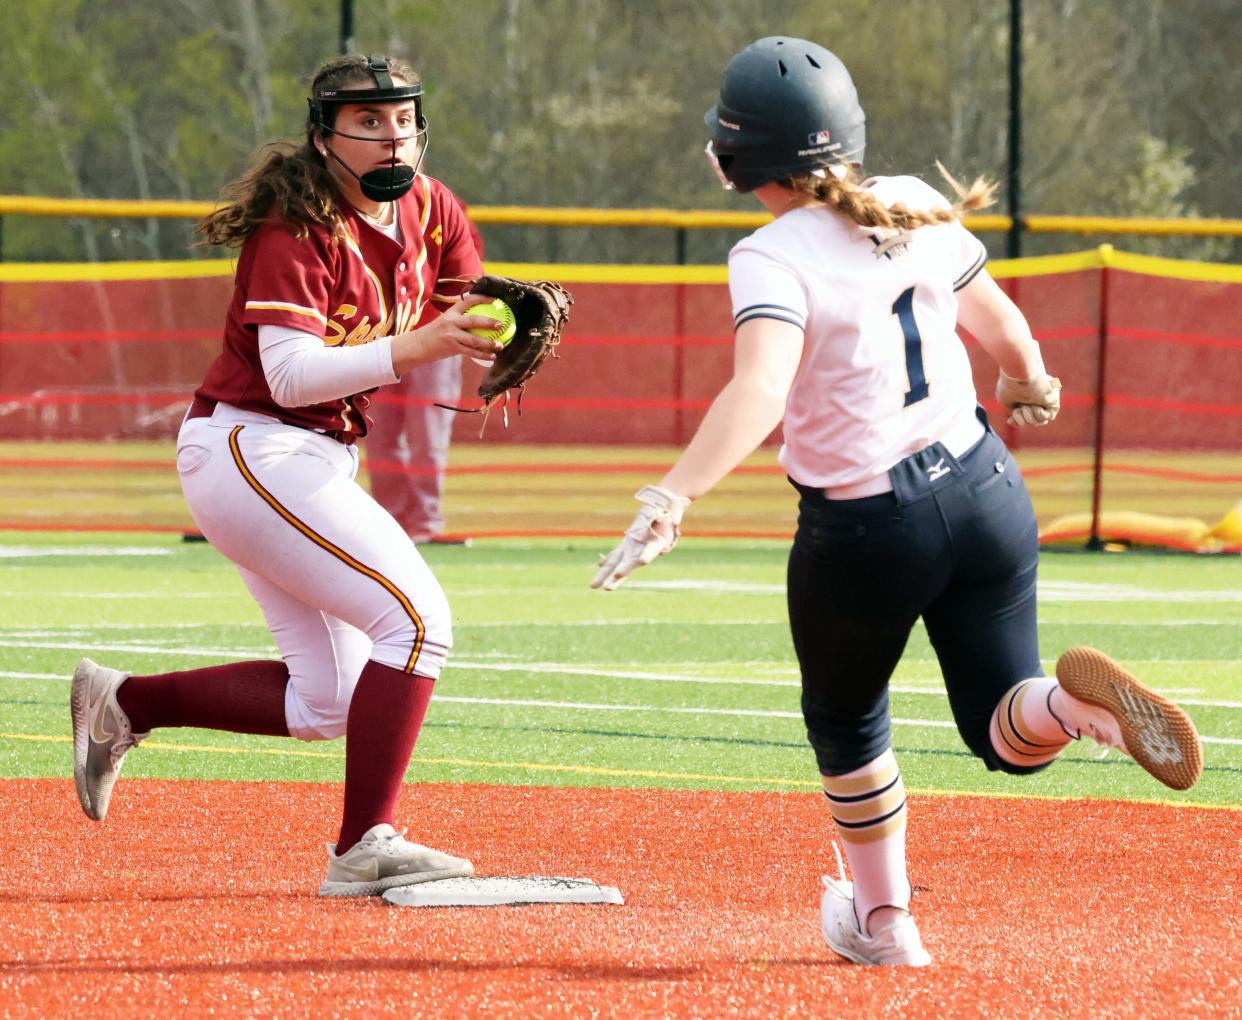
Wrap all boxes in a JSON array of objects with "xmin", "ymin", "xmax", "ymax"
[
  {"xmin": 989, "ymin": 678, "xmax": 1074, "ymax": 768},
  {"xmin": 822, "ymin": 750, "xmax": 912, "ymax": 931}
]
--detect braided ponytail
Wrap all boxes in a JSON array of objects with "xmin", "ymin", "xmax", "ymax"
[{"xmin": 785, "ymin": 162, "xmax": 995, "ymax": 230}]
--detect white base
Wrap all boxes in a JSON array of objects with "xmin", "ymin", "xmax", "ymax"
[{"xmin": 382, "ymin": 876, "xmax": 624, "ymax": 908}]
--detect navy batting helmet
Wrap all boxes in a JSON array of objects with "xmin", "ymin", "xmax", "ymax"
[{"xmin": 704, "ymin": 37, "xmax": 866, "ymax": 193}]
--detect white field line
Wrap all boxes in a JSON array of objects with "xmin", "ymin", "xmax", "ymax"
[
  {"xmin": 4, "ymin": 680, "xmax": 1240, "ymax": 746},
  {"xmin": 457, "ymin": 619, "xmax": 1242, "ymax": 628},
  {"xmin": 626, "ymin": 578, "xmax": 1242, "ymax": 603},
  {"xmin": 438, "ymin": 694, "xmax": 1242, "ymax": 745},
  {"xmin": 1, "ymin": 647, "xmax": 1238, "ymax": 711},
  {"xmin": 0, "ymin": 592, "xmax": 224, "ymax": 599},
  {"xmin": 7, "ymin": 632, "xmax": 190, "ymax": 644},
  {"xmin": 1038, "ymin": 580, "xmax": 1242, "ymax": 603},
  {"xmin": 0, "ymin": 665, "xmax": 1222, "ymax": 706},
  {"xmin": 0, "ymin": 645, "xmax": 1218, "ymax": 700},
  {"xmin": 0, "ymin": 546, "xmax": 174, "ymax": 558},
  {"xmin": 0, "ymin": 639, "xmax": 274, "ymax": 658},
  {"xmin": 4, "ymin": 664, "xmax": 1241, "ymax": 747},
  {"xmin": 0, "ymin": 595, "xmax": 1236, "ymax": 627},
  {"xmin": 2, "ymin": 665, "xmax": 1202, "ymax": 705},
  {"xmin": 5, "ymin": 623, "xmax": 232, "ymax": 637}
]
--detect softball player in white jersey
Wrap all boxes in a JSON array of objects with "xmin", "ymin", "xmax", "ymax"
[
  {"xmin": 592, "ymin": 36, "xmax": 1202, "ymax": 966},
  {"xmin": 70, "ymin": 54, "xmax": 506, "ymax": 897}
]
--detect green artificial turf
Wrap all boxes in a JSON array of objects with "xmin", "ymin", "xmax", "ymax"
[{"xmin": 2, "ymin": 532, "xmax": 1238, "ymax": 805}]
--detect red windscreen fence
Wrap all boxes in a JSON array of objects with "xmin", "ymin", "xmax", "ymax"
[{"xmin": 0, "ymin": 255, "xmax": 1239, "ymax": 542}]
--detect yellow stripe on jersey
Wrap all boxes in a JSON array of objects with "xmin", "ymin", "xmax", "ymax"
[
  {"xmin": 342, "ymin": 232, "xmax": 389, "ymax": 327},
  {"xmin": 417, "ymin": 174, "xmax": 433, "ymax": 233},
  {"xmin": 226, "ymin": 425, "xmax": 426, "ymax": 672},
  {"xmin": 408, "ymin": 175, "xmax": 433, "ymax": 321},
  {"xmin": 432, "ymin": 275, "xmax": 478, "ymax": 304},
  {"xmin": 245, "ymin": 300, "xmax": 328, "ymax": 326}
]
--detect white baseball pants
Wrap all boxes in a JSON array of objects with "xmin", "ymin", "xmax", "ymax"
[{"xmin": 176, "ymin": 403, "xmax": 451, "ymax": 741}]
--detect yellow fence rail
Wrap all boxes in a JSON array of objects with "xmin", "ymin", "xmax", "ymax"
[
  {"xmin": 3, "ymin": 245, "xmax": 1242, "ymax": 285},
  {"xmin": 2, "ymin": 195, "xmax": 1242, "ymax": 238}
]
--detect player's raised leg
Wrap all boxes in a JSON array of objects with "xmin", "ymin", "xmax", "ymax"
[
  {"xmin": 991, "ymin": 649, "xmax": 1202, "ymax": 790},
  {"xmin": 71, "ymin": 657, "xmax": 291, "ymax": 822}
]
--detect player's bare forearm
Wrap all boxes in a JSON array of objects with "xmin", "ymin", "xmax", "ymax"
[
  {"xmin": 659, "ymin": 375, "xmax": 787, "ymax": 500},
  {"xmin": 956, "ymin": 270, "xmax": 1045, "ymax": 379},
  {"xmin": 660, "ymin": 317, "xmax": 802, "ymax": 500}
]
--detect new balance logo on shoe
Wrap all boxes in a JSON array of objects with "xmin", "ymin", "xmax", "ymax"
[
  {"xmin": 1134, "ymin": 727, "xmax": 1187, "ymax": 766},
  {"xmin": 1114, "ymin": 682, "xmax": 1184, "ymax": 764}
]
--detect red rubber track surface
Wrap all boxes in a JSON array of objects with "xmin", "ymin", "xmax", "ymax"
[{"xmin": 1, "ymin": 780, "xmax": 1237, "ymax": 1018}]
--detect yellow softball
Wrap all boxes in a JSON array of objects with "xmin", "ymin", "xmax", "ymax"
[{"xmin": 468, "ymin": 298, "xmax": 517, "ymax": 347}]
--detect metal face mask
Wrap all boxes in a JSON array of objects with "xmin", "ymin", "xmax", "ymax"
[{"xmin": 309, "ymin": 55, "xmax": 428, "ymax": 202}]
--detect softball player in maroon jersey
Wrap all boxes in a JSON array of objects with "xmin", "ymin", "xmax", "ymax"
[{"xmin": 70, "ymin": 54, "xmax": 505, "ymax": 897}]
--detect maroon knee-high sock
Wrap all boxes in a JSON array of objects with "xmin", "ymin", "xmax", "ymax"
[
  {"xmin": 116, "ymin": 661, "xmax": 289, "ymax": 736},
  {"xmin": 335, "ymin": 660, "xmax": 435, "ymax": 853}
]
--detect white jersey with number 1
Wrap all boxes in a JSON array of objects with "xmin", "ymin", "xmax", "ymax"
[{"xmin": 727, "ymin": 175, "xmax": 989, "ymax": 490}]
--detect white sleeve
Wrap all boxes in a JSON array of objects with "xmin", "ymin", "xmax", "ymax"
[
  {"xmin": 949, "ymin": 223, "xmax": 988, "ymax": 292},
  {"xmin": 258, "ymin": 325, "xmax": 399, "ymax": 407},
  {"xmin": 727, "ymin": 247, "xmax": 808, "ymax": 332}
]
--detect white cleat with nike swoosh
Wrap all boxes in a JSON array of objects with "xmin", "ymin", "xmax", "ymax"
[
  {"xmin": 319, "ymin": 824, "xmax": 474, "ymax": 897},
  {"xmin": 71, "ymin": 657, "xmax": 148, "ymax": 821}
]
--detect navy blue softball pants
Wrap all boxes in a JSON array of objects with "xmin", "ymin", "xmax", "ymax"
[{"xmin": 787, "ymin": 414, "xmax": 1044, "ymax": 776}]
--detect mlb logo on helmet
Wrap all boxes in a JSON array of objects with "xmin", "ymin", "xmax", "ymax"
[{"xmin": 809, "ymin": 130, "xmax": 832, "ymax": 145}]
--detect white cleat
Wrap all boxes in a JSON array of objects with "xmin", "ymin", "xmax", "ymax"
[
  {"xmin": 318, "ymin": 824, "xmax": 473, "ymax": 898},
  {"xmin": 70, "ymin": 657, "xmax": 148, "ymax": 821},
  {"xmin": 820, "ymin": 875, "xmax": 932, "ymax": 967},
  {"xmin": 1055, "ymin": 647, "xmax": 1203, "ymax": 791}
]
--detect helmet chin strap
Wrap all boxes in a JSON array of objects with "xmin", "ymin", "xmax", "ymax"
[{"xmin": 320, "ymin": 125, "xmax": 428, "ymax": 203}]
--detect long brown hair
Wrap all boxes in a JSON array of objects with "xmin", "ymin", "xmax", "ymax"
[
  {"xmin": 784, "ymin": 161, "xmax": 996, "ymax": 230},
  {"xmin": 196, "ymin": 54, "xmax": 419, "ymax": 248}
]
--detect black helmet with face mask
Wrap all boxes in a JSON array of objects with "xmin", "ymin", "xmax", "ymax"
[
  {"xmin": 308, "ymin": 54, "xmax": 428, "ymax": 202},
  {"xmin": 704, "ymin": 37, "xmax": 865, "ymax": 194}
]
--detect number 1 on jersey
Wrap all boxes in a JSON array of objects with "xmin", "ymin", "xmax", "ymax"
[{"xmin": 891, "ymin": 286, "xmax": 929, "ymax": 406}]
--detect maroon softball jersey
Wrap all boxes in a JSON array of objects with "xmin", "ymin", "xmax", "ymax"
[{"xmin": 195, "ymin": 174, "xmax": 483, "ymax": 437}]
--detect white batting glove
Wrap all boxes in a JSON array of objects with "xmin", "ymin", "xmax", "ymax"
[
  {"xmin": 996, "ymin": 372, "xmax": 1062, "ymax": 427},
  {"xmin": 590, "ymin": 485, "xmax": 691, "ymax": 591}
]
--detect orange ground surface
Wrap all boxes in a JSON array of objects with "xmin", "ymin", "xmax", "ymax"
[{"xmin": 1, "ymin": 779, "xmax": 1238, "ymax": 1018}]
